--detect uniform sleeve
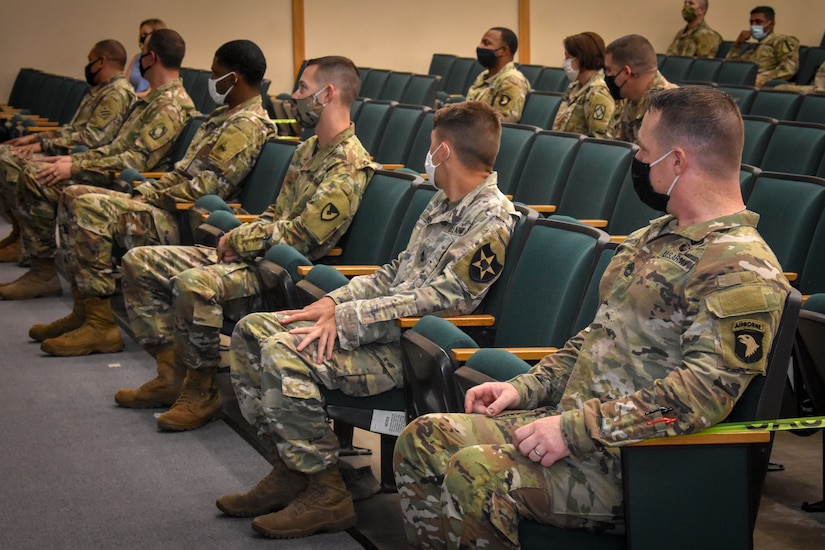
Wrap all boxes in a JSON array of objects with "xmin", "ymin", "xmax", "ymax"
[
  {"xmin": 332, "ymin": 213, "xmax": 512, "ymax": 350},
  {"xmin": 493, "ymin": 74, "xmax": 530, "ymax": 123},
  {"xmin": 224, "ymin": 156, "xmax": 370, "ymax": 259},
  {"xmin": 43, "ymin": 89, "xmax": 132, "ymax": 152},
  {"xmin": 585, "ymin": 87, "xmax": 618, "ymax": 140},
  {"xmin": 507, "ymin": 330, "xmax": 586, "ymax": 408},
  {"xmin": 560, "ymin": 275, "xmax": 786, "ymax": 460},
  {"xmin": 766, "ymin": 36, "xmax": 801, "ymax": 82},
  {"xmin": 815, "ymin": 63, "xmax": 825, "ymax": 92}
]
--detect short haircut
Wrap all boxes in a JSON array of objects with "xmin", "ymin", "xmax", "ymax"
[
  {"xmin": 491, "ymin": 27, "xmax": 518, "ymax": 56},
  {"xmin": 306, "ymin": 56, "xmax": 360, "ymax": 106},
  {"xmin": 699, "ymin": 0, "xmax": 709, "ymax": 10},
  {"xmin": 751, "ymin": 6, "xmax": 775, "ymax": 20},
  {"xmin": 215, "ymin": 40, "xmax": 266, "ymax": 86},
  {"xmin": 433, "ymin": 101, "xmax": 501, "ymax": 171},
  {"xmin": 605, "ymin": 34, "xmax": 658, "ymax": 74},
  {"xmin": 646, "ymin": 86, "xmax": 743, "ymax": 178},
  {"xmin": 93, "ymin": 39, "xmax": 127, "ymax": 69},
  {"xmin": 140, "ymin": 18, "xmax": 166, "ymax": 31},
  {"xmin": 145, "ymin": 29, "xmax": 185, "ymax": 70},
  {"xmin": 563, "ymin": 32, "xmax": 605, "ymax": 71}
]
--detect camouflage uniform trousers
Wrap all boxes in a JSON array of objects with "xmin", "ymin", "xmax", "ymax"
[
  {"xmin": 231, "ymin": 312, "xmax": 402, "ymax": 474},
  {"xmin": 394, "ymin": 410, "xmax": 624, "ymax": 549},
  {"xmin": 0, "ymin": 147, "xmax": 39, "ymax": 216},
  {"xmin": 55, "ymin": 185, "xmax": 179, "ymax": 297},
  {"xmin": 122, "ymin": 245, "xmax": 268, "ymax": 370},
  {"xmin": 16, "ymin": 160, "xmax": 71, "ymax": 259}
]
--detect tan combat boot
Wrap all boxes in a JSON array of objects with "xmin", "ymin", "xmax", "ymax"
[
  {"xmin": 40, "ymin": 296, "xmax": 124, "ymax": 355},
  {"xmin": 251, "ymin": 465, "xmax": 356, "ymax": 538},
  {"xmin": 114, "ymin": 348, "xmax": 185, "ymax": 408},
  {"xmin": 0, "ymin": 214, "xmax": 19, "ymax": 249},
  {"xmin": 0, "ymin": 238, "xmax": 20, "ymax": 263},
  {"xmin": 28, "ymin": 284, "xmax": 86, "ymax": 341},
  {"xmin": 216, "ymin": 453, "xmax": 308, "ymax": 517},
  {"xmin": 156, "ymin": 367, "xmax": 223, "ymax": 431},
  {"xmin": 0, "ymin": 257, "xmax": 62, "ymax": 299}
]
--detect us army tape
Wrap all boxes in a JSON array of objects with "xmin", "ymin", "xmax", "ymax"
[{"xmin": 700, "ymin": 416, "xmax": 825, "ymax": 434}]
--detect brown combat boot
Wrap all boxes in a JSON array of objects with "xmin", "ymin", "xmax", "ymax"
[
  {"xmin": 0, "ymin": 258, "xmax": 62, "ymax": 299},
  {"xmin": 28, "ymin": 284, "xmax": 86, "ymax": 341},
  {"xmin": 251, "ymin": 465, "xmax": 356, "ymax": 538},
  {"xmin": 0, "ymin": 238, "xmax": 20, "ymax": 263},
  {"xmin": 40, "ymin": 296, "xmax": 124, "ymax": 355},
  {"xmin": 216, "ymin": 453, "xmax": 308, "ymax": 517},
  {"xmin": 156, "ymin": 367, "xmax": 222, "ymax": 431},
  {"xmin": 114, "ymin": 348, "xmax": 185, "ymax": 408},
  {"xmin": 0, "ymin": 214, "xmax": 19, "ymax": 249}
]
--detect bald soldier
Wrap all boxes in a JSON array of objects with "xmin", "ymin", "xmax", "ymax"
[
  {"xmin": 666, "ymin": 0, "xmax": 723, "ymax": 58},
  {"xmin": 0, "ymin": 29, "xmax": 196, "ymax": 300},
  {"xmin": 394, "ymin": 86, "xmax": 791, "ymax": 549},
  {"xmin": 466, "ymin": 27, "xmax": 531, "ymax": 123},
  {"xmin": 114, "ymin": 56, "xmax": 376, "ymax": 433},
  {"xmin": 727, "ymin": 5, "xmax": 800, "ymax": 87},
  {"xmin": 27, "ymin": 40, "xmax": 278, "ymax": 358},
  {"xmin": 216, "ymin": 101, "xmax": 518, "ymax": 540},
  {"xmin": 604, "ymin": 34, "xmax": 678, "ymax": 143},
  {"xmin": 0, "ymin": 39, "xmax": 136, "ymax": 261}
]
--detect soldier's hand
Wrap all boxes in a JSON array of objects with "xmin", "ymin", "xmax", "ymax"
[
  {"xmin": 36, "ymin": 160, "xmax": 71, "ymax": 186},
  {"xmin": 513, "ymin": 415, "xmax": 571, "ymax": 468},
  {"xmin": 734, "ymin": 30, "xmax": 751, "ymax": 45},
  {"xmin": 285, "ymin": 297, "xmax": 338, "ymax": 363},
  {"xmin": 216, "ymin": 234, "xmax": 241, "ymax": 263},
  {"xmin": 7, "ymin": 134, "xmax": 36, "ymax": 147},
  {"xmin": 12, "ymin": 143, "xmax": 41, "ymax": 160},
  {"xmin": 464, "ymin": 381, "xmax": 520, "ymax": 415}
]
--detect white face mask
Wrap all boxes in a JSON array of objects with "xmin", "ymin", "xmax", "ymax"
[
  {"xmin": 208, "ymin": 71, "xmax": 237, "ymax": 105},
  {"xmin": 750, "ymin": 25, "xmax": 767, "ymax": 40},
  {"xmin": 424, "ymin": 143, "xmax": 449, "ymax": 185},
  {"xmin": 562, "ymin": 58, "xmax": 579, "ymax": 81}
]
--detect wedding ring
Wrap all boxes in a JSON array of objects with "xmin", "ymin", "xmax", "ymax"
[{"xmin": 533, "ymin": 448, "xmax": 543, "ymax": 457}]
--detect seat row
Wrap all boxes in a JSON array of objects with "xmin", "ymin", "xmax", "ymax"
[
  {"xmin": 714, "ymin": 86, "xmax": 825, "ymax": 124},
  {"xmin": 741, "ymin": 116, "xmax": 825, "ymax": 175},
  {"xmin": 1, "ymin": 68, "xmax": 89, "ymax": 127}
]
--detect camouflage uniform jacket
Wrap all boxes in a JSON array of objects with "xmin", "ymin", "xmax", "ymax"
[
  {"xmin": 39, "ymin": 73, "xmax": 135, "ymax": 154},
  {"xmin": 507, "ymin": 210, "xmax": 790, "ymax": 460},
  {"xmin": 553, "ymin": 71, "xmax": 618, "ymax": 139},
  {"xmin": 69, "ymin": 78, "xmax": 196, "ymax": 182},
  {"xmin": 133, "ymin": 95, "xmax": 277, "ymax": 209},
  {"xmin": 727, "ymin": 32, "xmax": 800, "ymax": 87},
  {"xmin": 327, "ymin": 173, "xmax": 517, "ymax": 350},
  {"xmin": 615, "ymin": 71, "xmax": 677, "ymax": 143},
  {"xmin": 466, "ymin": 62, "xmax": 531, "ymax": 123},
  {"xmin": 815, "ymin": 62, "xmax": 825, "ymax": 91},
  {"xmin": 666, "ymin": 20, "xmax": 723, "ymax": 58},
  {"xmin": 224, "ymin": 123, "xmax": 375, "ymax": 261}
]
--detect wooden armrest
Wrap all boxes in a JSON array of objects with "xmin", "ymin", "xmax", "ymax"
[
  {"xmin": 526, "ymin": 204, "xmax": 557, "ymax": 214},
  {"xmin": 140, "ymin": 172, "xmax": 167, "ymax": 179},
  {"xmin": 784, "ymin": 272, "xmax": 797, "ymax": 282},
  {"xmin": 396, "ymin": 314, "xmax": 496, "ymax": 329},
  {"xmin": 235, "ymin": 214, "xmax": 258, "ymax": 223},
  {"xmin": 379, "ymin": 163, "xmax": 404, "ymax": 170},
  {"xmin": 609, "ymin": 235, "xmax": 627, "ymax": 243},
  {"xmin": 27, "ymin": 126, "xmax": 58, "ymax": 133},
  {"xmin": 578, "ymin": 219, "xmax": 609, "ymax": 228},
  {"xmin": 174, "ymin": 202, "xmax": 240, "ymax": 211},
  {"xmin": 451, "ymin": 346, "xmax": 558, "ymax": 362},
  {"xmin": 628, "ymin": 430, "xmax": 770, "ymax": 447},
  {"xmin": 326, "ymin": 247, "xmax": 342, "ymax": 257},
  {"xmin": 505, "ymin": 194, "xmax": 513, "ymax": 200},
  {"xmin": 802, "ymin": 294, "xmax": 811, "ymax": 304},
  {"xmin": 296, "ymin": 265, "xmax": 381, "ymax": 277}
]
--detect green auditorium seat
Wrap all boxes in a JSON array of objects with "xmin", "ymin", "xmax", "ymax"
[{"xmin": 519, "ymin": 91, "xmax": 564, "ymax": 130}]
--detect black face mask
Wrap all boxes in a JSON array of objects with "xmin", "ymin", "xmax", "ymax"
[
  {"xmin": 604, "ymin": 72, "xmax": 624, "ymax": 101},
  {"xmin": 84, "ymin": 57, "xmax": 102, "ymax": 86},
  {"xmin": 630, "ymin": 151, "xmax": 678, "ymax": 212},
  {"xmin": 476, "ymin": 47, "xmax": 499, "ymax": 69},
  {"xmin": 138, "ymin": 52, "xmax": 153, "ymax": 78}
]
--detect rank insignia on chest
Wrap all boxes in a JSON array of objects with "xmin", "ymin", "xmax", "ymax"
[
  {"xmin": 733, "ymin": 319, "xmax": 765, "ymax": 364},
  {"xmin": 149, "ymin": 124, "xmax": 167, "ymax": 140},
  {"xmin": 320, "ymin": 202, "xmax": 340, "ymax": 221},
  {"xmin": 470, "ymin": 243, "xmax": 502, "ymax": 283}
]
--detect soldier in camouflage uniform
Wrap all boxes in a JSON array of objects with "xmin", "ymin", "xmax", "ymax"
[
  {"xmin": 605, "ymin": 34, "xmax": 678, "ymax": 144},
  {"xmin": 666, "ymin": 0, "xmax": 723, "ymax": 58},
  {"xmin": 553, "ymin": 32, "xmax": 618, "ymax": 139},
  {"xmin": 0, "ymin": 39, "xmax": 135, "ymax": 262},
  {"xmin": 114, "ymin": 56, "xmax": 375, "ymax": 434},
  {"xmin": 394, "ymin": 86, "xmax": 791, "ymax": 549},
  {"xmin": 0, "ymin": 29, "xmax": 196, "ymax": 301},
  {"xmin": 727, "ymin": 6, "xmax": 799, "ymax": 87},
  {"xmin": 466, "ymin": 27, "xmax": 530, "ymax": 123},
  {"xmin": 216, "ymin": 101, "xmax": 517, "ymax": 540},
  {"xmin": 26, "ymin": 40, "xmax": 278, "ymax": 359},
  {"xmin": 773, "ymin": 61, "xmax": 825, "ymax": 93}
]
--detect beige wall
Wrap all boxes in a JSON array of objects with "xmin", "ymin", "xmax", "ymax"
[{"xmin": 1, "ymin": 0, "xmax": 824, "ymax": 102}]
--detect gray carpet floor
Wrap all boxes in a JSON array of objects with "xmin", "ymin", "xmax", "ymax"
[{"xmin": 0, "ymin": 261, "xmax": 364, "ymax": 549}]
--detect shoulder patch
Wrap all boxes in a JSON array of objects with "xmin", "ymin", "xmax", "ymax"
[
  {"xmin": 498, "ymin": 94, "xmax": 512, "ymax": 107},
  {"xmin": 150, "ymin": 124, "xmax": 168, "ymax": 140},
  {"xmin": 593, "ymin": 104, "xmax": 606, "ymax": 120},
  {"xmin": 470, "ymin": 243, "xmax": 502, "ymax": 283},
  {"xmin": 733, "ymin": 319, "xmax": 765, "ymax": 364},
  {"xmin": 320, "ymin": 202, "xmax": 340, "ymax": 221}
]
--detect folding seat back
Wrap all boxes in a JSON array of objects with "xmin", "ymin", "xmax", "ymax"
[
  {"xmin": 716, "ymin": 40, "xmax": 734, "ymax": 59},
  {"xmin": 717, "ymin": 60, "xmax": 759, "ymax": 86},
  {"xmin": 761, "ymin": 121, "xmax": 825, "ymax": 176},
  {"xmin": 378, "ymin": 71, "xmax": 412, "ymax": 101},
  {"xmin": 387, "ymin": 182, "xmax": 438, "ymax": 259},
  {"xmin": 427, "ymin": 53, "xmax": 457, "ymax": 80},
  {"xmin": 606, "ymin": 171, "xmax": 661, "ymax": 236},
  {"xmin": 404, "ymin": 109, "xmax": 435, "ymax": 174},
  {"xmin": 5, "ymin": 68, "xmax": 39, "ymax": 108},
  {"xmin": 517, "ymin": 64, "xmax": 546, "ymax": 88},
  {"xmin": 168, "ymin": 116, "xmax": 206, "ymax": 166},
  {"xmin": 42, "ymin": 77, "xmax": 72, "ymax": 122},
  {"xmin": 400, "ymin": 74, "xmax": 440, "ymax": 107},
  {"xmin": 519, "ymin": 91, "xmax": 564, "ymax": 130},
  {"xmin": 686, "ymin": 57, "xmax": 724, "ymax": 83},
  {"xmin": 555, "ymin": 138, "xmax": 637, "ymax": 221},
  {"xmin": 795, "ymin": 93, "xmax": 825, "ymax": 125},
  {"xmin": 749, "ymin": 89, "xmax": 803, "ymax": 120},
  {"xmin": 462, "ymin": 60, "xmax": 487, "ymax": 92},
  {"xmin": 511, "ymin": 130, "xmax": 583, "ymax": 207},
  {"xmin": 352, "ymin": 99, "xmax": 396, "ymax": 156},
  {"xmin": 358, "ymin": 68, "xmax": 391, "ymax": 99},
  {"xmin": 795, "ymin": 47, "xmax": 825, "ymax": 85},
  {"xmin": 660, "ymin": 55, "xmax": 696, "ymax": 84},
  {"xmin": 718, "ymin": 84, "xmax": 759, "ymax": 114},
  {"xmin": 797, "ymin": 212, "xmax": 825, "ymax": 296},
  {"xmin": 374, "ymin": 104, "xmax": 429, "ymax": 166},
  {"xmin": 739, "ymin": 163, "xmax": 761, "ymax": 203},
  {"xmin": 59, "ymin": 80, "xmax": 89, "ymax": 125},
  {"xmin": 570, "ymin": 241, "xmax": 618, "ymax": 334},
  {"xmin": 746, "ymin": 172, "xmax": 825, "ymax": 276},
  {"xmin": 741, "ymin": 115, "xmax": 776, "ymax": 166},
  {"xmin": 236, "ymin": 139, "xmax": 301, "ymax": 214},
  {"xmin": 495, "ymin": 123, "xmax": 539, "ymax": 196},
  {"xmin": 443, "ymin": 57, "xmax": 477, "ymax": 95},
  {"xmin": 534, "ymin": 67, "xmax": 568, "ymax": 93}
]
